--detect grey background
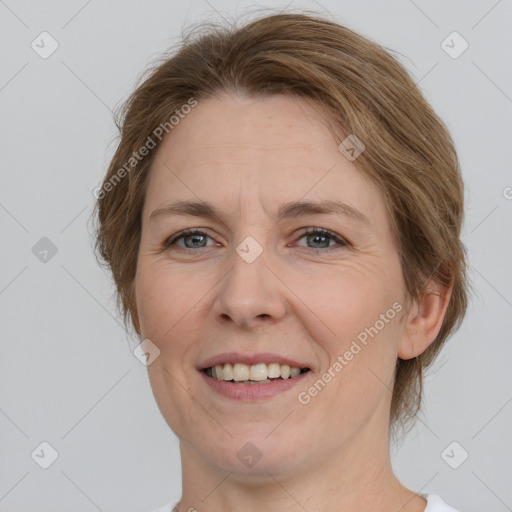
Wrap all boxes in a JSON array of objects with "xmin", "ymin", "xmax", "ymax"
[{"xmin": 1, "ymin": 0, "xmax": 511, "ymax": 511}]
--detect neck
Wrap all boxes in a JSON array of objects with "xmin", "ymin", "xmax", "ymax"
[{"xmin": 175, "ymin": 417, "xmax": 427, "ymax": 512}]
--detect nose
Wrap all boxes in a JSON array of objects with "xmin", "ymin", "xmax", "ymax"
[{"xmin": 212, "ymin": 240, "xmax": 287, "ymax": 330}]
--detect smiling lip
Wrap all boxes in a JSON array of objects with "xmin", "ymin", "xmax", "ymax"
[
  {"xmin": 199, "ymin": 369, "xmax": 311, "ymax": 400},
  {"xmin": 197, "ymin": 352, "xmax": 311, "ymax": 370}
]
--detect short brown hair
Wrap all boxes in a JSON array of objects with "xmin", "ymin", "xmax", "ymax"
[{"xmin": 93, "ymin": 10, "xmax": 470, "ymax": 434}]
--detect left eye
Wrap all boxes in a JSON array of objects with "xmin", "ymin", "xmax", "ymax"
[
  {"xmin": 163, "ymin": 228, "xmax": 348, "ymax": 251},
  {"xmin": 295, "ymin": 228, "xmax": 348, "ymax": 250}
]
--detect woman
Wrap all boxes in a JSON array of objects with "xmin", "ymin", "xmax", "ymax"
[{"xmin": 94, "ymin": 11, "xmax": 469, "ymax": 512}]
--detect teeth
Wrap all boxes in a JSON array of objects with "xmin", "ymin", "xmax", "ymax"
[
  {"xmin": 267, "ymin": 363, "xmax": 281, "ymax": 378},
  {"xmin": 214, "ymin": 364, "xmax": 223, "ymax": 380},
  {"xmin": 222, "ymin": 363, "xmax": 233, "ymax": 381},
  {"xmin": 206, "ymin": 362, "xmax": 307, "ymax": 382},
  {"xmin": 249, "ymin": 363, "xmax": 268, "ymax": 381},
  {"xmin": 233, "ymin": 363, "xmax": 250, "ymax": 381},
  {"xmin": 280, "ymin": 364, "xmax": 290, "ymax": 379}
]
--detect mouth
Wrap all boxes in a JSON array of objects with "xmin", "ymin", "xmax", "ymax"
[
  {"xmin": 196, "ymin": 352, "xmax": 314, "ymax": 400},
  {"xmin": 202, "ymin": 363, "xmax": 311, "ymax": 384}
]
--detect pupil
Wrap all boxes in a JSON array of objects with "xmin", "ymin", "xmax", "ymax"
[
  {"xmin": 309, "ymin": 235, "xmax": 329, "ymax": 248},
  {"xmin": 186, "ymin": 235, "xmax": 205, "ymax": 248}
]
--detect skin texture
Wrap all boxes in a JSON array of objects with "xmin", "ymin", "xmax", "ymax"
[{"xmin": 134, "ymin": 92, "xmax": 452, "ymax": 512}]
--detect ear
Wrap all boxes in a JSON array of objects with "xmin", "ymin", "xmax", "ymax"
[{"xmin": 398, "ymin": 277, "xmax": 453, "ymax": 359}]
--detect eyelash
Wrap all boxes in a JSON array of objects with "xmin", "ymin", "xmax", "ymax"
[{"xmin": 163, "ymin": 227, "xmax": 349, "ymax": 252}]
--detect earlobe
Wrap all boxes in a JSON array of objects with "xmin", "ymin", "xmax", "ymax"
[{"xmin": 398, "ymin": 279, "xmax": 453, "ymax": 360}]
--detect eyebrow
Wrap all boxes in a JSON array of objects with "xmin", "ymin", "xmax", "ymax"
[{"xmin": 149, "ymin": 199, "xmax": 370, "ymax": 226}]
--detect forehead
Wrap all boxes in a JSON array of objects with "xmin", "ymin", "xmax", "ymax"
[
  {"xmin": 152, "ymin": 93, "xmax": 364, "ymax": 180},
  {"xmin": 159, "ymin": 93, "xmax": 349, "ymax": 168},
  {"xmin": 171, "ymin": 92, "xmax": 334, "ymax": 146},
  {"xmin": 144, "ymin": 93, "xmax": 387, "ymax": 232}
]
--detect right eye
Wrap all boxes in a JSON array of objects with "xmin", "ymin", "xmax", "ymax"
[{"xmin": 163, "ymin": 229, "xmax": 218, "ymax": 250}]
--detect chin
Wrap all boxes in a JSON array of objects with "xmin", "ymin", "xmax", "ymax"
[{"xmin": 194, "ymin": 423, "xmax": 310, "ymax": 479}]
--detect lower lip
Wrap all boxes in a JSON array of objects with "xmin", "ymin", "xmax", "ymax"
[{"xmin": 199, "ymin": 370, "xmax": 311, "ymax": 400}]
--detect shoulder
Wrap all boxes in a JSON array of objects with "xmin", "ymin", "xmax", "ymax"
[{"xmin": 424, "ymin": 494, "xmax": 461, "ymax": 512}]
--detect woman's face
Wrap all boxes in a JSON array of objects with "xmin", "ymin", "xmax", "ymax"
[{"xmin": 135, "ymin": 93, "xmax": 410, "ymax": 477}]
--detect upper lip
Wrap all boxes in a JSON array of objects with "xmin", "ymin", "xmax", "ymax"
[{"xmin": 197, "ymin": 352, "xmax": 312, "ymax": 370}]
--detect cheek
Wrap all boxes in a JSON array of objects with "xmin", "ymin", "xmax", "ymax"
[
  {"xmin": 306, "ymin": 326, "xmax": 399, "ymax": 436},
  {"xmin": 322, "ymin": 281, "xmax": 401, "ymax": 391},
  {"xmin": 136, "ymin": 261, "xmax": 192, "ymax": 323},
  {"xmin": 289, "ymin": 259, "xmax": 393, "ymax": 343},
  {"xmin": 134, "ymin": 261, "xmax": 216, "ymax": 363},
  {"xmin": 293, "ymin": 264, "xmax": 402, "ymax": 409}
]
